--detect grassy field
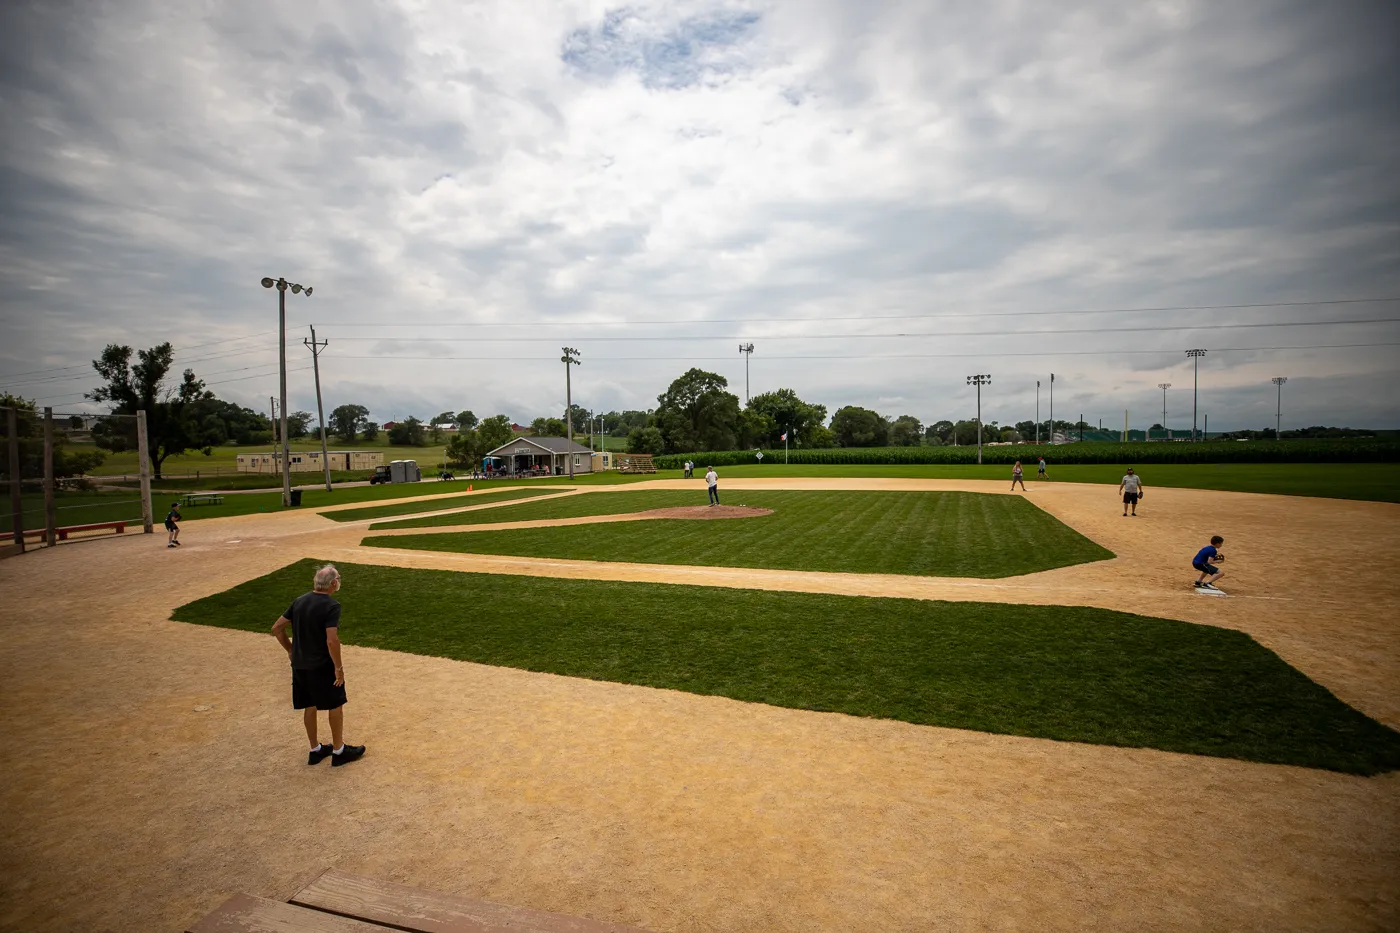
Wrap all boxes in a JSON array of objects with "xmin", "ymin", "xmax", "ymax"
[
  {"xmin": 321, "ymin": 487, "xmax": 558, "ymax": 523},
  {"xmin": 171, "ymin": 559, "xmax": 1400, "ymax": 775},
  {"xmin": 705, "ymin": 462, "xmax": 1398, "ymax": 501},
  {"xmin": 364, "ymin": 490, "xmax": 1115, "ymax": 578}
]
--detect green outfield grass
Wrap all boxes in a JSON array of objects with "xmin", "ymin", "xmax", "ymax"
[
  {"xmin": 171, "ymin": 559, "xmax": 1400, "ymax": 775},
  {"xmin": 321, "ymin": 487, "xmax": 557, "ymax": 522},
  {"xmin": 704, "ymin": 462, "xmax": 1396, "ymax": 501},
  {"xmin": 364, "ymin": 490, "xmax": 1114, "ymax": 578}
]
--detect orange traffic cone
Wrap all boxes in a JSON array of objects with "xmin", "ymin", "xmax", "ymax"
[{"xmin": 468, "ymin": 484, "xmax": 473, "ymax": 492}]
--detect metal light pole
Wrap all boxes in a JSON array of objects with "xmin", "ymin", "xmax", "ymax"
[
  {"xmin": 1048, "ymin": 373, "xmax": 1055, "ymax": 445},
  {"xmin": 1158, "ymin": 383, "xmax": 1171, "ymax": 440},
  {"xmin": 1035, "ymin": 380, "xmax": 1040, "ymax": 445},
  {"xmin": 1272, "ymin": 376, "xmax": 1287, "ymax": 439},
  {"xmin": 739, "ymin": 343, "xmax": 754, "ymax": 403},
  {"xmin": 562, "ymin": 347, "xmax": 580, "ymax": 478},
  {"xmin": 262, "ymin": 276, "xmax": 313, "ymax": 506},
  {"xmin": 966, "ymin": 374, "xmax": 991, "ymax": 465},
  {"xmin": 1186, "ymin": 349, "xmax": 1206, "ymax": 442}
]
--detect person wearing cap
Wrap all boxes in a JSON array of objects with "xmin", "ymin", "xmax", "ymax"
[
  {"xmin": 164, "ymin": 502, "xmax": 181, "ymax": 547},
  {"xmin": 1119, "ymin": 468, "xmax": 1144, "ymax": 517}
]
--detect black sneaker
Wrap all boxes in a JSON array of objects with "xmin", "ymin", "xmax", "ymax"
[
  {"xmin": 168, "ymin": 543, "xmax": 177, "ymax": 548},
  {"xmin": 308, "ymin": 745, "xmax": 332, "ymax": 765},
  {"xmin": 1193, "ymin": 581, "xmax": 1203, "ymax": 588},
  {"xmin": 331, "ymin": 744, "xmax": 366, "ymax": 767}
]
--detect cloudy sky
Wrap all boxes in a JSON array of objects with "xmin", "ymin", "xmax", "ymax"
[{"xmin": 2, "ymin": 0, "xmax": 1398, "ymax": 433}]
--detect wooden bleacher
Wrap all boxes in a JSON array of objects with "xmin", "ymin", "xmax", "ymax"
[
  {"xmin": 187, "ymin": 868, "xmax": 654, "ymax": 933},
  {"xmin": 614, "ymin": 453, "xmax": 656, "ymax": 474}
]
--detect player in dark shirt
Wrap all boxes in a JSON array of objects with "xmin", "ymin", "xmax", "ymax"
[
  {"xmin": 271, "ymin": 564, "xmax": 365, "ymax": 766},
  {"xmin": 164, "ymin": 503, "xmax": 181, "ymax": 548}
]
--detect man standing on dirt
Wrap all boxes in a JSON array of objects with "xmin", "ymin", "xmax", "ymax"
[
  {"xmin": 271, "ymin": 564, "xmax": 365, "ymax": 767},
  {"xmin": 705, "ymin": 465, "xmax": 720, "ymax": 506},
  {"xmin": 1119, "ymin": 467, "xmax": 1144, "ymax": 517}
]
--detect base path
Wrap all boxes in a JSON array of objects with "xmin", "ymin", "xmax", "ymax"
[{"xmin": 1, "ymin": 478, "xmax": 1397, "ymax": 933}]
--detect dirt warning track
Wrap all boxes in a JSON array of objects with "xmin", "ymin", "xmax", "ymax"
[{"xmin": 0, "ymin": 478, "xmax": 1397, "ymax": 933}]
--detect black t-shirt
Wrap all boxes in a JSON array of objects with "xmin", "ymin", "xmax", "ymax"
[
  {"xmin": 285, "ymin": 591, "xmax": 341, "ymax": 670},
  {"xmin": 165, "ymin": 508, "xmax": 179, "ymax": 527}
]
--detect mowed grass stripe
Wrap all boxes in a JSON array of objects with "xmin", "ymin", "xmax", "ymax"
[
  {"xmin": 322, "ymin": 487, "xmax": 557, "ymax": 522},
  {"xmin": 173, "ymin": 559, "xmax": 1400, "ymax": 775},
  {"xmin": 365, "ymin": 490, "xmax": 1114, "ymax": 578}
]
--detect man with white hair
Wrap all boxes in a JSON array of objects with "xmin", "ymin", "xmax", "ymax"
[{"xmin": 271, "ymin": 564, "xmax": 365, "ymax": 766}]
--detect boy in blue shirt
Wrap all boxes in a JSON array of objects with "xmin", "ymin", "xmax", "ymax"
[{"xmin": 1192, "ymin": 535, "xmax": 1225, "ymax": 591}]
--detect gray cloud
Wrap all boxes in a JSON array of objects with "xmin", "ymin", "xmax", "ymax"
[{"xmin": 1, "ymin": 0, "xmax": 1397, "ymax": 431}]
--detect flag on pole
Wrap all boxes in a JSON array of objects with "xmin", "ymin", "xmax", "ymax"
[{"xmin": 780, "ymin": 432, "xmax": 787, "ymax": 441}]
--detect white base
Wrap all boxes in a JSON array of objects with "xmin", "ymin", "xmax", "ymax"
[{"xmin": 1193, "ymin": 586, "xmax": 1227, "ymax": 597}]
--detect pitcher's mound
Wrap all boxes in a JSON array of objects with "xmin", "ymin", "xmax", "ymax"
[{"xmin": 634, "ymin": 505, "xmax": 773, "ymax": 520}]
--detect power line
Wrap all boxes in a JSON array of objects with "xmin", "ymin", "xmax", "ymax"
[
  {"xmin": 302, "ymin": 296, "xmax": 1400, "ymax": 329},
  {"xmin": 32, "ymin": 365, "xmax": 314, "ymax": 404},
  {"xmin": 327, "ymin": 317, "xmax": 1400, "ymax": 343},
  {"xmin": 331, "ymin": 341, "xmax": 1400, "ymax": 362},
  {"xmin": 0, "ymin": 330, "xmax": 278, "ymax": 381}
]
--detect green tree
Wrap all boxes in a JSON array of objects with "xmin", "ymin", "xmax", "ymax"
[
  {"xmin": 806, "ymin": 425, "xmax": 837, "ymax": 448},
  {"xmin": 745, "ymin": 388, "xmax": 827, "ymax": 448},
  {"xmin": 445, "ymin": 430, "xmax": 482, "ymax": 468},
  {"xmin": 287, "ymin": 410, "xmax": 313, "ymax": 439},
  {"xmin": 388, "ymin": 416, "xmax": 426, "ymax": 446},
  {"xmin": 0, "ymin": 394, "xmax": 107, "ymax": 484},
  {"xmin": 830, "ymin": 406, "xmax": 890, "ymax": 447},
  {"xmin": 890, "ymin": 415, "xmax": 923, "ymax": 447},
  {"xmin": 927, "ymin": 420, "xmax": 954, "ymax": 443},
  {"xmin": 530, "ymin": 416, "xmax": 567, "ymax": 437},
  {"xmin": 455, "ymin": 410, "xmax": 479, "ymax": 431},
  {"xmin": 627, "ymin": 426, "xmax": 666, "ymax": 454},
  {"xmin": 87, "ymin": 342, "xmax": 216, "ymax": 478},
  {"xmin": 433, "ymin": 411, "xmax": 456, "ymax": 426},
  {"xmin": 654, "ymin": 368, "xmax": 740, "ymax": 453},
  {"xmin": 329, "ymin": 404, "xmax": 370, "ymax": 444},
  {"xmin": 477, "ymin": 415, "xmax": 514, "ymax": 452}
]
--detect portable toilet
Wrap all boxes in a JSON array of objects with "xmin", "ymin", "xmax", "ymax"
[
  {"xmin": 405, "ymin": 460, "xmax": 421, "ymax": 482},
  {"xmin": 390, "ymin": 460, "xmax": 409, "ymax": 483}
]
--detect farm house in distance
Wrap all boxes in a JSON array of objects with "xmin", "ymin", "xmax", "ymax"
[{"xmin": 235, "ymin": 450, "xmax": 384, "ymax": 474}]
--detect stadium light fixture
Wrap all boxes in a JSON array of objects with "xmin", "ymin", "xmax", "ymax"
[{"xmin": 261, "ymin": 276, "xmax": 314, "ymax": 506}]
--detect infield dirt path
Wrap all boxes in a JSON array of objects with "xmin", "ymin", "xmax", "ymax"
[{"xmin": 1, "ymin": 478, "xmax": 1397, "ymax": 932}]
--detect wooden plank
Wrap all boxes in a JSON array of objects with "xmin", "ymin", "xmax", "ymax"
[
  {"xmin": 290, "ymin": 869, "xmax": 655, "ymax": 933},
  {"xmin": 187, "ymin": 893, "xmax": 398, "ymax": 933}
]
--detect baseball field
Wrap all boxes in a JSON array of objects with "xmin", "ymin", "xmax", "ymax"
[{"xmin": 1, "ymin": 471, "xmax": 1397, "ymax": 931}]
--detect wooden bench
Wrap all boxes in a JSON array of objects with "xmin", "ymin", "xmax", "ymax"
[
  {"xmin": 20, "ymin": 520, "xmax": 125, "ymax": 541},
  {"xmin": 182, "ymin": 493, "xmax": 225, "ymax": 506},
  {"xmin": 188, "ymin": 868, "xmax": 654, "ymax": 933}
]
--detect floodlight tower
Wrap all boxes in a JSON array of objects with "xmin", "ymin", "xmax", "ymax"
[
  {"xmin": 1158, "ymin": 383, "xmax": 1171, "ymax": 440},
  {"xmin": 1186, "ymin": 349, "xmax": 1207, "ymax": 441},
  {"xmin": 739, "ymin": 343, "xmax": 754, "ymax": 403},
  {"xmin": 1036, "ymin": 380, "xmax": 1041, "ymax": 445},
  {"xmin": 261, "ymin": 276, "xmax": 313, "ymax": 507},
  {"xmin": 1272, "ymin": 376, "xmax": 1287, "ymax": 439},
  {"xmin": 966, "ymin": 374, "xmax": 991, "ymax": 464}
]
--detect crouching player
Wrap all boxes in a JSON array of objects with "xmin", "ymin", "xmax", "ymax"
[{"xmin": 1192, "ymin": 535, "xmax": 1226, "ymax": 592}]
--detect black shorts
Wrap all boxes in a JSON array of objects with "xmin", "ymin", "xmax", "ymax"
[
  {"xmin": 1193, "ymin": 562, "xmax": 1218, "ymax": 576},
  {"xmin": 1124, "ymin": 492, "xmax": 1139, "ymax": 504},
  {"xmin": 292, "ymin": 662, "xmax": 347, "ymax": 710},
  {"xmin": 165, "ymin": 521, "xmax": 177, "ymax": 531}
]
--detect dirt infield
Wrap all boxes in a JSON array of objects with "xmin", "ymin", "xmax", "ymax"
[
  {"xmin": 634, "ymin": 504, "xmax": 773, "ymax": 520},
  {"xmin": 1, "ymin": 478, "xmax": 1397, "ymax": 932}
]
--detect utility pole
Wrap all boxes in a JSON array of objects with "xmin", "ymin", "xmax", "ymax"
[
  {"xmin": 304, "ymin": 326, "xmax": 332, "ymax": 492},
  {"xmin": 966, "ymin": 374, "xmax": 991, "ymax": 465},
  {"xmin": 1186, "ymin": 349, "xmax": 1206, "ymax": 442},
  {"xmin": 1158, "ymin": 383, "xmax": 1171, "ymax": 440},
  {"xmin": 43, "ymin": 407, "xmax": 55, "ymax": 547},
  {"xmin": 7, "ymin": 407, "xmax": 22, "ymax": 553},
  {"xmin": 1035, "ymin": 380, "xmax": 1040, "ymax": 445},
  {"xmin": 261, "ymin": 276, "xmax": 313, "ymax": 506},
  {"xmin": 270, "ymin": 396, "xmax": 278, "ymax": 447},
  {"xmin": 739, "ymin": 343, "xmax": 754, "ymax": 403},
  {"xmin": 562, "ymin": 347, "xmax": 581, "ymax": 479},
  {"xmin": 1049, "ymin": 373, "xmax": 1055, "ymax": 445},
  {"xmin": 1272, "ymin": 376, "xmax": 1287, "ymax": 440}
]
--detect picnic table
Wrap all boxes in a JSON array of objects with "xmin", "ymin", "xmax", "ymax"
[{"xmin": 181, "ymin": 493, "xmax": 225, "ymax": 507}]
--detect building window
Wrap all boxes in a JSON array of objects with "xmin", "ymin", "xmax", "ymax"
[{"xmin": 573, "ymin": 455, "xmax": 580, "ymax": 466}]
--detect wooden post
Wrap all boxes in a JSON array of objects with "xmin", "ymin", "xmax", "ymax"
[
  {"xmin": 7, "ymin": 407, "xmax": 23, "ymax": 553},
  {"xmin": 137, "ymin": 410, "xmax": 153, "ymax": 533},
  {"xmin": 44, "ymin": 407, "xmax": 56, "ymax": 546}
]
